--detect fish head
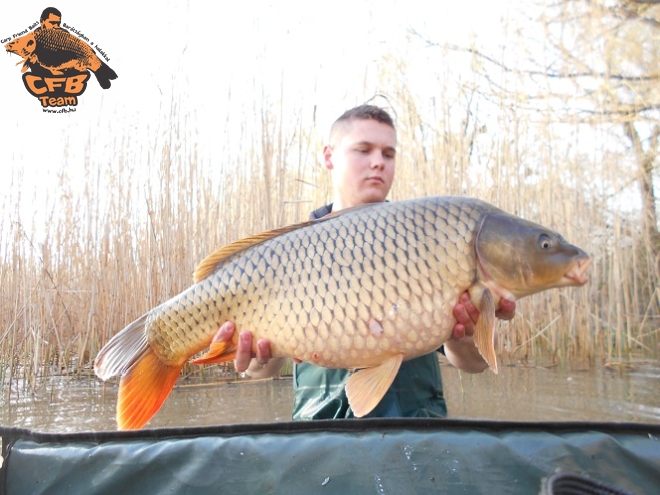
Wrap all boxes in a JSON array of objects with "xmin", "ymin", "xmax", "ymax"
[
  {"xmin": 475, "ymin": 212, "xmax": 591, "ymax": 300},
  {"xmin": 5, "ymin": 32, "xmax": 36, "ymax": 58}
]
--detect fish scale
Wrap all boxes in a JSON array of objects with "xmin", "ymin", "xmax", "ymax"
[
  {"xmin": 146, "ymin": 197, "xmax": 477, "ymax": 368},
  {"xmin": 95, "ymin": 195, "xmax": 591, "ymax": 429},
  {"xmin": 33, "ymin": 28, "xmax": 102, "ymax": 71}
]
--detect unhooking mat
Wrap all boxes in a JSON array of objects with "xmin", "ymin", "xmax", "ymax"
[{"xmin": 1, "ymin": 418, "xmax": 659, "ymax": 495}]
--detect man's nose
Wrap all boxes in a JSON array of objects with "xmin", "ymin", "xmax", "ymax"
[{"xmin": 370, "ymin": 151, "xmax": 385, "ymax": 168}]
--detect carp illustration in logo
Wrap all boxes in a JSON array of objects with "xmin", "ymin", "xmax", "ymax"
[{"xmin": 4, "ymin": 7, "xmax": 118, "ymax": 109}]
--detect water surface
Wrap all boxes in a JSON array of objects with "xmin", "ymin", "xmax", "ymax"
[{"xmin": 2, "ymin": 360, "xmax": 659, "ymax": 432}]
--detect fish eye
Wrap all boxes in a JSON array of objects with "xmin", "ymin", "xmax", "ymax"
[{"xmin": 539, "ymin": 234, "xmax": 553, "ymax": 249}]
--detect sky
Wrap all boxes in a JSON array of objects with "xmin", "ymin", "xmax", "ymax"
[{"xmin": 0, "ymin": 0, "xmax": 515, "ymax": 237}]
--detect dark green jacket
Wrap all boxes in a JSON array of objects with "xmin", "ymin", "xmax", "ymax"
[{"xmin": 291, "ymin": 203, "xmax": 447, "ymax": 420}]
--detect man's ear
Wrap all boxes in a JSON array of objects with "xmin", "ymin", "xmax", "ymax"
[{"xmin": 322, "ymin": 145, "xmax": 334, "ymax": 170}]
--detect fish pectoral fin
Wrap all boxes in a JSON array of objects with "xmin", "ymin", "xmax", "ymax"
[
  {"xmin": 473, "ymin": 287, "xmax": 498, "ymax": 374},
  {"xmin": 345, "ymin": 354, "xmax": 404, "ymax": 418},
  {"xmin": 190, "ymin": 341, "xmax": 237, "ymax": 365},
  {"xmin": 117, "ymin": 349, "xmax": 182, "ymax": 430}
]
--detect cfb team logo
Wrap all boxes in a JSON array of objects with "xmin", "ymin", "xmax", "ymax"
[{"xmin": 3, "ymin": 6, "xmax": 117, "ymax": 111}]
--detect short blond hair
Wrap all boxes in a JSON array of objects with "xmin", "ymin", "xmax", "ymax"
[{"xmin": 329, "ymin": 105, "xmax": 396, "ymax": 145}]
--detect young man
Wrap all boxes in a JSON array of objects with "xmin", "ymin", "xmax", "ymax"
[{"xmin": 213, "ymin": 105, "xmax": 515, "ymax": 418}]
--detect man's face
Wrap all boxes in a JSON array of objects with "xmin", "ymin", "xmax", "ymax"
[
  {"xmin": 41, "ymin": 14, "xmax": 61, "ymax": 29},
  {"xmin": 324, "ymin": 119, "xmax": 396, "ymax": 209}
]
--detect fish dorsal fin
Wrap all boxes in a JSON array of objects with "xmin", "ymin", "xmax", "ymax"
[
  {"xmin": 193, "ymin": 204, "xmax": 377, "ymax": 282},
  {"xmin": 193, "ymin": 220, "xmax": 317, "ymax": 282}
]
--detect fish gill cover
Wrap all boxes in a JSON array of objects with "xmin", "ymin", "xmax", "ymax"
[{"xmin": 3, "ymin": 6, "xmax": 118, "ymax": 112}]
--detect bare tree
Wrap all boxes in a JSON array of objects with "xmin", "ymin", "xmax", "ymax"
[
  {"xmin": 415, "ymin": 0, "xmax": 660, "ymax": 253},
  {"xmin": 544, "ymin": 0, "xmax": 660, "ymax": 254}
]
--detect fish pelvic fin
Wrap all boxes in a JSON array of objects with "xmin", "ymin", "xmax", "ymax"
[
  {"xmin": 190, "ymin": 341, "xmax": 237, "ymax": 365},
  {"xmin": 193, "ymin": 220, "xmax": 315, "ymax": 282},
  {"xmin": 345, "ymin": 354, "xmax": 404, "ymax": 418},
  {"xmin": 117, "ymin": 349, "xmax": 182, "ymax": 430},
  {"xmin": 472, "ymin": 287, "xmax": 499, "ymax": 374}
]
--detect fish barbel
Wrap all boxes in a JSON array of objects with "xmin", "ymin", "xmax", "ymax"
[{"xmin": 94, "ymin": 196, "xmax": 591, "ymax": 430}]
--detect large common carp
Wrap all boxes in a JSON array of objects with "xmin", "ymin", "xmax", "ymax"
[
  {"xmin": 5, "ymin": 28, "xmax": 117, "ymax": 88},
  {"xmin": 95, "ymin": 196, "xmax": 591, "ymax": 430}
]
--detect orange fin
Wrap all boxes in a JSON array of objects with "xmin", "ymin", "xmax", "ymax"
[
  {"xmin": 117, "ymin": 348, "xmax": 182, "ymax": 430},
  {"xmin": 94, "ymin": 312, "xmax": 180, "ymax": 429},
  {"xmin": 473, "ymin": 287, "xmax": 498, "ymax": 373},
  {"xmin": 345, "ymin": 354, "xmax": 404, "ymax": 417},
  {"xmin": 190, "ymin": 341, "xmax": 237, "ymax": 365}
]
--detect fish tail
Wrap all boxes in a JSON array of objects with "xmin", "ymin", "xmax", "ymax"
[
  {"xmin": 93, "ymin": 62, "xmax": 118, "ymax": 89},
  {"xmin": 117, "ymin": 348, "xmax": 182, "ymax": 430},
  {"xmin": 94, "ymin": 313, "xmax": 181, "ymax": 430}
]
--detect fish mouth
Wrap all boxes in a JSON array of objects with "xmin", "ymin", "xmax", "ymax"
[{"xmin": 562, "ymin": 257, "xmax": 592, "ymax": 286}]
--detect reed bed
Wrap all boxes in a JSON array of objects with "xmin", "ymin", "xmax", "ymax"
[{"xmin": 1, "ymin": 49, "xmax": 658, "ymax": 389}]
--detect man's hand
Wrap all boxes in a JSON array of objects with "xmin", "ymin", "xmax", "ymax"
[
  {"xmin": 444, "ymin": 291, "xmax": 516, "ymax": 373},
  {"xmin": 212, "ymin": 321, "xmax": 273, "ymax": 372},
  {"xmin": 451, "ymin": 291, "xmax": 516, "ymax": 341}
]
